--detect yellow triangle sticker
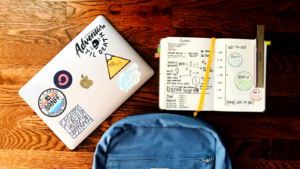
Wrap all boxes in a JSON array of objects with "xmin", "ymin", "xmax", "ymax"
[{"xmin": 105, "ymin": 53, "xmax": 130, "ymax": 79}]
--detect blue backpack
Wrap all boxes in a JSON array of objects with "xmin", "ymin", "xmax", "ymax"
[{"xmin": 93, "ymin": 113, "xmax": 232, "ymax": 169}]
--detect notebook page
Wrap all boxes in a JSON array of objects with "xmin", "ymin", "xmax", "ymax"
[
  {"xmin": 213, "ymin": 39, "xmax": 265, "ymax": 112},
  {"xmin": 160, "ymin": 37, "xmax": 214, "ymax": 111}
]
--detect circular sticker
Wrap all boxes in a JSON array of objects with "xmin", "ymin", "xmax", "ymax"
[
  {"xmin": 250, "ymin": 89, "xmax": 262, "ymax": 101},
  {"xmin": 228, "ymin": 52, "xmax": 242, "ymax": 67},
  {"xmin": 38, "ymin": 89, "xmax": 67, "ymax": 117},
  {"xmin": 235, "ymin": 72, "xmax": 253, "ymax": 91},
  {"xmin": 54, "ymin": 70, "xmax": 72, "ymax": 89}
]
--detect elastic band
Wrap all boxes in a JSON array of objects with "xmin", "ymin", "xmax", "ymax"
[{"xmin": 194, "ymin": 38, "xmax": 216, "ymax": 117}]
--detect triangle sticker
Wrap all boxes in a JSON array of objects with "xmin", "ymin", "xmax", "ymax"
[{"xmin": 105, "ymin": 53, "xmax": 130, "ymax": 79}]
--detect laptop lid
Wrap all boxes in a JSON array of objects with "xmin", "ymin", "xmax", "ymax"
[{"xmin": 19, "ymin": 15, "xmax": 154, "ymax": 150}]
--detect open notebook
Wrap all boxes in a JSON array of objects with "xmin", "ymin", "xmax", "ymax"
[{"xmin": 159, "ymin": 37, "xmax": 267, "ymax": 112}]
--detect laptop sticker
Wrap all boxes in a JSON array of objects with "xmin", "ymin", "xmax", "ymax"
[
  {"xmin": 75, "ymin": 24, "xmax": 108, "ymax": 58},
  {"xmin": 105, "ymin": 53, "xmax": 130, "ymax": 79},
  {"xmin": 19, "ymin": 85, "xmax": 42, "ymax": 101},
  {"xmin": 38, "ymin": 89, "xmax": 67, "ymax": 117},
  {"xmin": 117, "ymin": 63, "xmax": 141, "ymax": 92},
  {"xmin": 54, "ymin": 70, "xmax": 73, "ymax": 89},
  {"xmin": 59, "ymin": 104, "xmax": 94, "ymax": 139}
]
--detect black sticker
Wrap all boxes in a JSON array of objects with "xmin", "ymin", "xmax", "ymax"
[
  {"xmin": 75, "ymin": 24, "xmax": 109, "ymax": 58},
  {"xmin": 54, "ymin": 70, "xmax": 72, "ymax": 89}
]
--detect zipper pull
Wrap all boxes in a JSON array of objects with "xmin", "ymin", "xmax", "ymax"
[{"xmin": 200, "ymin": 156, "xmax": 214, "ymax": 162}]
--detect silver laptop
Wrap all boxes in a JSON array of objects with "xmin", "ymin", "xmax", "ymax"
[{"xmin": 19, "ymin": 15, "xmax": 154, "ymax": 150}]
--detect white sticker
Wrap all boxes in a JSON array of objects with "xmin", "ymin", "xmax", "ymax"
[
  {"xmin": 117, "ymin": 63, "xmax": 141, "ymax": 92},
  {"xmin": 59, "ymin": 104, "xmax": 94, "ymax": 139},
  {"xmin": 20, "ymin": 85, "xmax": 43, "ymax": 101}
]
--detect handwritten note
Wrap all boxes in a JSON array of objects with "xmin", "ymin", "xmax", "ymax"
[
  {"xmin": 162, "ymin": 38, "xmax": 214, "ymax": 110},
  {"xmin": 213, "ymin": 39, "xmax": 265, "ymax": 111}
]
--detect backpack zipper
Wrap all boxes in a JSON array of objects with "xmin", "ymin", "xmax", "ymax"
[
  {"xmin": 108, "ymin": 156, "xmax": 215, "ymax": 163},
  {"xmin": 199, "ymin": 156, "xmax": 214, "ymax": 163}
]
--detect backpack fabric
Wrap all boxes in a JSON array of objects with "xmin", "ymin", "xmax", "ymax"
[{"xmin": 93, "ymin": 113, "xmax": 232, "ymax": 169}]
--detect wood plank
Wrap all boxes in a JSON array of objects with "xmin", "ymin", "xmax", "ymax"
[
  {"xmin": 0, "ymin": 149, "xmax": 93, "ymax": 168},
  {"xmin": 44, "ymin": 0, "xmax": 300, "ymax": 12},
  {"xmin": 0, "ymin": 22, "xmax": 79, "ymax": 46},
  {"xmin": 0, "ymin": 23, "xmax": 299, "ymax": 63},
  {"xmin": 178, "ymin": 0, "xmax": 300, "ymax": 12},
  {"xmin": 267, "ymin": 75, "xmax": 300, "ymax": 96},
  {"xmin": 0, "ymin": 65, "xmax": 43, "ymax": 85},
  {"xmin": 0, "ymin": 24, "xmax": 254, "ymax": 52},
  {"xmin": 0, "ymin": 23, "xmax": 82, "ymax": 65},
  {"xmin": 0, "ymin": 128, "xmax": 68, "ymax": 151},
  {"xmin": 226, "ymin": 138, "xmax": 300, "ymax": 160},
  {"xmin": 0, "ymin": 106, "xmax": 38, "ymax": 128},
  {"xmin": 0, "ymin": 85, "xmax": 27, "ymax": 106},
  {"xmin": 1, "ymin": 150, "xmax": 300, "ymax": 169},
  {"xmin": 0, "ymin": 21, "xmax": 80, "ymax": 66},
  {"xmin": 173, "ymin": 8, "xmax": 300, "ymax": 33},
  {"xmin": 0, "ymin": 24, "xmax": 298, "ymax": 64},
  {"xmin": 0, "ymin": 43, "xmax": 56, "ymax": 65},
  {"xmin": 42, "ymin": 0, "xmax": 147, "ymax": 2},
  {"xmin": 41, "ymin": 0, "xmax": 197, "ymax": 5},
  {"xmin": 232, "ymin": 159, "xmax": 300, "ymax": 168},
  {"xmin": 0, "ymin": 1, "xmax": 66, "ymax": 23},
  {"xmin": 66, "ymin": 2, "xmax": 172, "ymax": 27}
]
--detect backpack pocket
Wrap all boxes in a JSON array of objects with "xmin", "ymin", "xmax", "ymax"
[{"xmin": 106, "ymin": 155, "xmax": 215, "ymax": 169}]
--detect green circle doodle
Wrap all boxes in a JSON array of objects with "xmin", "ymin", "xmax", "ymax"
[{"xmin": 235, "ymin": 72, "xmax": 253, "ymax": 91}]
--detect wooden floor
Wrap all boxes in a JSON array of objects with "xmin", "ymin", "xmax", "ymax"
[{"xmin": 0, "ymin": 0, "xmax": 300, "ymax": 168}]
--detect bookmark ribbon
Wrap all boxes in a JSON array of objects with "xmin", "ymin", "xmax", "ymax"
[{"xmin": 194, "ymin": 38, "xmax": 216, "ymax": 117}]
